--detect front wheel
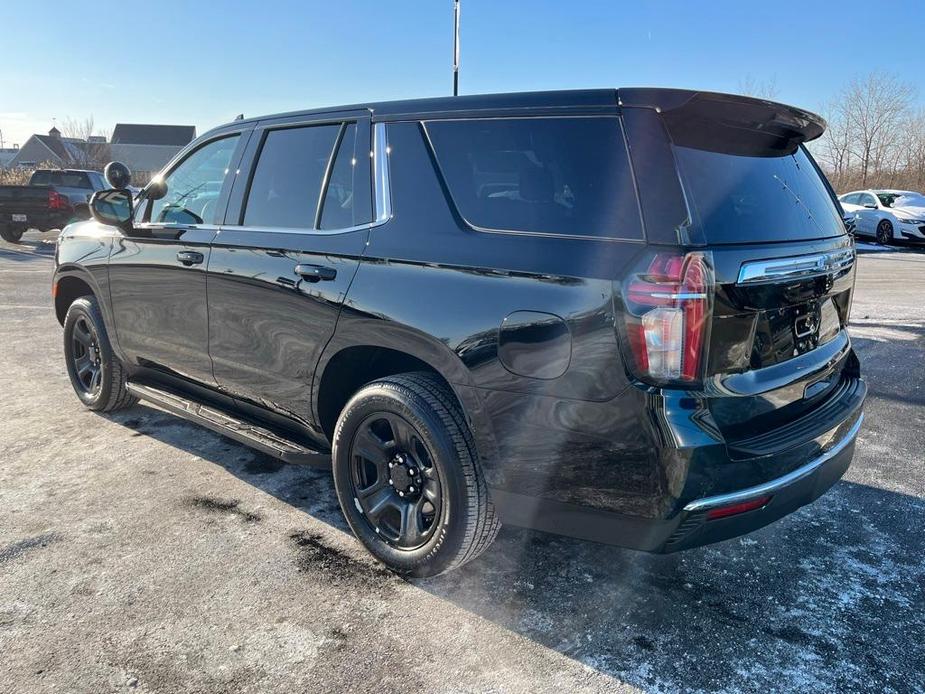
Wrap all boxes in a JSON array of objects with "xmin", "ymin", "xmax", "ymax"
[
  {"xmin": 332, "ymin": 372, "xmax": 500, "ymax": 577},
  {"xmin": 63, "ymin": 296, "xmax": 138, "ymax": 412},
  {"xmin": 877, "ymin": 219, "xmax": 893, "ymax": 245}
]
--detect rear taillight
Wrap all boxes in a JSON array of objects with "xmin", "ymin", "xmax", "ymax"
[
  {"xmin": 622, "ymin": 252, "xmax": 713, "ymax": 384},
  {"xmin": 48, "ymin": 189, "xmax": 71, "ymax": 210}
]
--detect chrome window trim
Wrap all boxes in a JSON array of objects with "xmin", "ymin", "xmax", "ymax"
[
  {"xmin": 683, "ymin": 413, "xmax": 863, "ymax": 513},
  {"xmin": 217, "ymin": 121, "xmax": 392, "ymax": 238},
  {"xmin": 736, "ymin": 247, "xmax": 855, "ymax": 285},
  {"xmin": 374, "ymin": 122, "xmax": 392, "ymax": 223}
]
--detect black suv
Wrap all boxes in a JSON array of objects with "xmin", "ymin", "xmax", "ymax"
[{"xmin": 54, "ymin": 89, "xmax": 865, "ymax": 577}]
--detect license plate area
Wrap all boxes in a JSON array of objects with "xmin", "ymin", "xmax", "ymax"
[{"xmin": 11, "ymin": 214, "xmax": 27, "ymax": 222}]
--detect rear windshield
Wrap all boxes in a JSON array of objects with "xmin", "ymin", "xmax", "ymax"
[
  {"xmin": 674, "ymin": 145, "xmax": 845, "ymax": 244},
  {"xmin": 30, "ymin": 171, "xmax": 90, "ymax": 188},
  {"xmin": 425, "ymin": 117, "xmax": 643, "ymax": 240}
]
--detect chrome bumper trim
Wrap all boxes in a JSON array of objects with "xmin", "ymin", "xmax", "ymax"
[{"xmin": 683, "ymin": 413, "xmax": 863, "ymax": 513}]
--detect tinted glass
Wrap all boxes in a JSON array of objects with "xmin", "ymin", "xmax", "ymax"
[
  {"xmin": 54, "ymin": 172, "xmax": 91, "ymax": 188},
  {"xmin": 30, "ymin": 171, "xmax": 50, "ymax": 186},
  {"xmin": 320, "ymin": 123, "xmax": 372, "ymax": 229},
  {"xmin": 243, "ymin": 124, "xmax": 340, "ymax": 228},
  {"xmin": 151, "ymin": 136, "xmax": 239, "ymax": 225},
  {"xmin": 673, "ymin": 145, "xmax": 845, "ymax": 244},
  {"xmin": 859, "ymin": 193, "xmax": 877, "ymax": 207},
  {"xmin": 426, "ymin": 117, "xmax": 642, "ymax": 239}
]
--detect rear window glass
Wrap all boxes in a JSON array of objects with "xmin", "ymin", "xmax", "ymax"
[
  {"xmin": 319, "ymin": 123, "xmax": 373, "ymax": 230},
  {"xmin": 54, "ymin": 172, "xmax": 90, "ymax": 188},
  {"xmin": 244, "ymin": 124, "xmax": 340, "ymax": 229},
  {"xmin": 674, "ymin": 145, "xmax": 845, "ymax": 244},
  {"xmin": 425, "ymin": 117, "xmax": 643, "ymax": 240}
]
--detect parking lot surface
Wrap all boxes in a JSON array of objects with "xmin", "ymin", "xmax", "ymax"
[{"xmin": 2, "ymin": 232, "xmax": 923, "ymax": 693}]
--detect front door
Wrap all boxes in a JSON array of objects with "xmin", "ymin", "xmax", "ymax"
[
  {"xmin": 207, "ymin": 114, "xmax": 373, "ymax": 434},
  {"xmin": 108, "ymin": 132, "xmax": 247, "ymax": 384}
]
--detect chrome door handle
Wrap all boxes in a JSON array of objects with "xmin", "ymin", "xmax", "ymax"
[
  {"xmin": 295, "ymin": 264, "xmax": 337, "ymax": 282},
  {"xmin": 177, "ymin": 250, "xmax": 204, "ymax": 266}
]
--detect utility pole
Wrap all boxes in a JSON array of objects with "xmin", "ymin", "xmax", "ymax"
[{"xmin": 453, "ymin": 0, "xmax": 460, "ymax": 96}]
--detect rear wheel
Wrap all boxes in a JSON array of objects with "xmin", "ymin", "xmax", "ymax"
[
  {"xmin": 332, "ymin": 372, "xmax": 500, "ymax": 577},
  {"xmin": 63, "ymin": 296, "xmax": 137, "ymax": 412},
  {"xmin": 876, "ymin": 219, "xmax": 893, "ymax": 245},
  {"xmin": 0, "ymin": 224, "xmax": 24, "ymax": 243}
]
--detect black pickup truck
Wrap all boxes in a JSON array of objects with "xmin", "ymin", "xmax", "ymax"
[
  {"xmin": 53, "ymin": 88, "xmax": 865, "ymax": 577},
  {"xmin": 0, "ymin": 169, "xmax": 106, "ymax": 242}
]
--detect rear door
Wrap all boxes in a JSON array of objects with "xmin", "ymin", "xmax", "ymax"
[
  {"xmin": 207, "ymin": 112, "xmax": 372, "ymax": 433},
  {"xmin": 622, "ymin": 101, "xmax": 859, "ymax": 448},
  {"xmin": 108, "ymin": 131, "xmax": 248, "ymax": 384}
]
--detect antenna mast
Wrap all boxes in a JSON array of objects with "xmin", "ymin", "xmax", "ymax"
[{"xmin": 452, "ymin": 0, "xmax": 460, "ymax": 96}]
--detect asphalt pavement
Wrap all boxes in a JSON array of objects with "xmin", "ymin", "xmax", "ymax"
[{"xmin": 1, "ymin": 230, "xmax": 923, "ymax": 693}]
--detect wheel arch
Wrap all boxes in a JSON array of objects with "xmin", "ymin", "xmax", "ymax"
[
  {"xmin": 313, "ymin": 328, "xmax": 499, "ymax": 469},
  {"xmin": 54, "ymin": 270, "xmax": 98, "ymax": 325}
]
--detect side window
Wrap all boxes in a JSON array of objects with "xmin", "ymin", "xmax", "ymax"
[
  {"xmin": 30, "ymin": 171, "xmax": 50, "ymax": 186},
  {"xmin": 320, "ymin": 123, "xmax": 373, "ymax": 230},
  {"xmin": 425, "ymin": 117, "xmax": 643, "ymax": 240},
  {"xmin": 243, "ymin": 124, "xmax": 341, "ymax": 229},
  {"xmin": 859, "ymin": 193, "xmax": 877, "ymax": 208},
  {"xmin": 150, "ymin": 135, "xmax": 239, "ymax": 225}
]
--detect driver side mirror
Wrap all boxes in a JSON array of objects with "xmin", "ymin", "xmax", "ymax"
[
  {"xmin": 864, "ymin": 203, "xmax": 877, "ymax": 209},
  {"xmin": 90, "ymin": 189, "xmax": 134, "ymax": 231}
]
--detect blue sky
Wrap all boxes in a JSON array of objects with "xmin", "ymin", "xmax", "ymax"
[{"xmin": 1, "ymin": 0, "xmax": 923, "ymax": 147}]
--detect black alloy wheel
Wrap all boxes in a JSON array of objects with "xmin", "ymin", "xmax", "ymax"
[
  {"xmin": 62, "ymin": 296, "xmax": 137, "ymax": 412},
  {"xmin": 70, "ymin": 315, "xmax": 103, "ymax": 397},
  {"xmin": 332, "ymin": 372, "xmax": 500, "ymax": 577},
  {"xmin": 877, "ymin": 219, "xmax": 893, "ymax": 245},
  {"xmin": 350, "ymin": 413, "xmax": 442, "ymax": 549}
]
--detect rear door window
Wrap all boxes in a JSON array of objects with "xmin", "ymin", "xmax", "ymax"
[
  {"xmin": 319, "ymin": 123, "xmax": 372, "ymax": 230},
  {"xmin": 425, "ymin": 117, "xmax": 643, "ymax": 240},
  {"xmin": 673, "ymin": 144, "xmax": 845, "ymax": 244},
  {"xmin": 243, "ymin": 124, "xmax": 341, "ymax": 229}
]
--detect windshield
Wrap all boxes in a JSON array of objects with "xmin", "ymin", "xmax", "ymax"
[{"xmin": 674, "ymin": 145, "xmax": 845, "ymax": 244}]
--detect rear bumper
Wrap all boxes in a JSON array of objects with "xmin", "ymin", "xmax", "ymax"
[{"xmin": 491, "ymin": 402, "xmax": 863, "ymax": 553}]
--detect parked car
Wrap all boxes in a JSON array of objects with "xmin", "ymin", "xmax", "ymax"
[
  {"xmin": 838, "ymin": 189, "xmax": 925, "ymax": 244},
  {"xmin": 53, "ymin": 88, "xmax": 865, "ymax": 577},
  {"xmin": 0, "ymin": 168, "xmax": 106, "ymax": 243}
]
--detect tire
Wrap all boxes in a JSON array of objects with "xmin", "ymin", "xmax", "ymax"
[
  {"xmin": 0, "ymin": 225, "xmax": 24, "ymax": 243},
  {"xmin": 63, "ymin": 296, "xmax": 138, "ymax": 412},
  {"xmin": 876, "ymin": 219, "xmax": 893, "ymax": 245},
  {"xmin": 332, "ymin": 372, "xmax": 500, "ymax": 577}
]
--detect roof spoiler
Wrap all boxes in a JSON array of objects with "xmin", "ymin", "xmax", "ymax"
[{"xmin": 618, "ymin": 88, "xmax": 826, "ymax": 157}]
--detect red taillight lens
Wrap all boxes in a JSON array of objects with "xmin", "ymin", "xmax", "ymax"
[
  {"xmin": 622, "ymin": 252, "xmax": 713, "ymax": 384},
  {"xmin": 48, "ymin": 189, "xmax": 70, "ymax": 210}
]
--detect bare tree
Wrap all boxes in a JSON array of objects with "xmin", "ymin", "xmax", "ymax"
[
  {"xmin": 737, "ymin": 74, "xmax": 779, "ymax": 100},
  {"xmin": 61, "ymin": 116, "xmax": 112, "ymax": 170},
  {"xmin": 814, "ymin": 73, "xmax": 922, "ymax": 193},
  {"xmin": 842, "ymin": 74, "xmax": 912, "ymax": 187}
]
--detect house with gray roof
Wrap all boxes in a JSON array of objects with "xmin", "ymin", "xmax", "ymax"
[{"xmin": 8, "ymin": 123, "xmax": 196, "ymax": 176}]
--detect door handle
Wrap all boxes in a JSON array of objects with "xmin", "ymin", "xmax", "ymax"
[
  {"xmin": 177, "ymin": 250, "xmax": 204, "ymax": 266},
  {"xmin": 295, "ymin": 264, "xmax": 337, "ymax": 282}
]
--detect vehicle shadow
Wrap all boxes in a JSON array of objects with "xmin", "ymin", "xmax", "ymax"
[{"xmin": 105, "ymin": 404, "xmax": 925, "ymax": 692}]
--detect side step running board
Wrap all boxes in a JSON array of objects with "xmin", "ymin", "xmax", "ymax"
[{"xmin": 125, "ymin": 382, "xmax": 331, "ymax": 467}]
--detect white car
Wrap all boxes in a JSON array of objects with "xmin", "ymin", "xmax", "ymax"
[{"xmin": 838, "ymin": 189, "xmax": 925, "ymax": 244}]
